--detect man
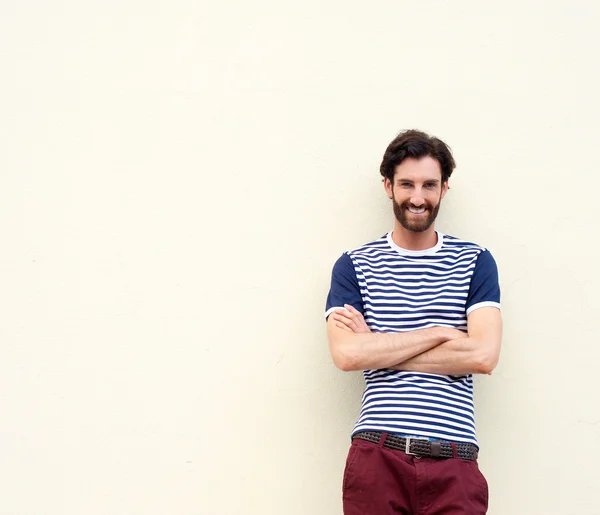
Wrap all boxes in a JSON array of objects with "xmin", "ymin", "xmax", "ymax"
[{"xmin": 325, "ymin": 129, "xmax": 502, "ymax": 514}]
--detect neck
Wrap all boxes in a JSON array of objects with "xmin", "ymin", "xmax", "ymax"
[{"xmin": 391, "ymin": 222, "xmax": 438, "ymax": 251}]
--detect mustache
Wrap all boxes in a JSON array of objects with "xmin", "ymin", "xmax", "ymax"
[{"xmin": 400, "ymin": 200, "xmax": 433, "ymax": 211}]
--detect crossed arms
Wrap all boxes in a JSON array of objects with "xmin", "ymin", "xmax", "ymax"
[{"xmin": 327, "ymin": 305, "xmax": 502, "ymax": 375}]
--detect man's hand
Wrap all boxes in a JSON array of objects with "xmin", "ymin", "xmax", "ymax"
[
  {"xmin": 327, "ymin": 312, "xmax": 466, "ymax": 372},
  {"xmin": 327, "ymin": 305, "xmax": 472, "ymax": 371},
  {"xmin": 332, "ymin": 305, "xmax": 467, "ymax": 341},
  {"xmin": 392, "ymin": 307, "xmax": 502, "ymax": 375},
  {"xmin": 332, "ymin": 305, "xmax": 371, "ymax": 333}
]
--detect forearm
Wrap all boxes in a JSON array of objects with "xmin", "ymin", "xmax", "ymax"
[
  {"xmin": 391, "ymin": 336, "xmax": 494, "ymax": 375},
  {"xmin": 329, "ymin": 325, "xmax": 458, "ymax": 371}
]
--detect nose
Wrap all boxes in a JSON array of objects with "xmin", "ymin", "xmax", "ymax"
[{"xmin": 410, "ymin": 195, "xmax": 425, "ymax": 207}]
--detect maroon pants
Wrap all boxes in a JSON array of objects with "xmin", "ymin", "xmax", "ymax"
[{"xmin": 343, "ymin": 436, "xmax": 488, "ymax": 514}]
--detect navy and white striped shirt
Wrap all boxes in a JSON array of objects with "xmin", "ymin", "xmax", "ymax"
[{"xmin": 325, "ymin": 231, "xmax": 501, "ymax": 445}]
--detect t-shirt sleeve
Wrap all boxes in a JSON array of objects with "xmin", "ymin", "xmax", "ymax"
[
  {"xmin": 466, "ymin": 249, "xmax": 501, "ymax": 315},
  {"xmin": 325, "ymin": 253, "xmax": 363, "ymax": 319}
]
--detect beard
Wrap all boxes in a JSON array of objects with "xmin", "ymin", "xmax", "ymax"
[{"xmin": 392, "ymin": 196, "xmax": 441, "ymax": 233}]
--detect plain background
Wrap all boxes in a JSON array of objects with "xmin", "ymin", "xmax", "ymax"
[{"xmin": 1, "ymin": 1, "xmax": 599, "ymax": 514}]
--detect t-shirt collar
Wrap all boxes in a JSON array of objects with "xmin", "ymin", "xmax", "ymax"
[{"xmin": 386, "ymin": 230, "xmax": 444, "ymax": 256}]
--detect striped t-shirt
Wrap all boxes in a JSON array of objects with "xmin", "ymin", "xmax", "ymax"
[{"xmin": 325, "ymin": 231, "xmax": 501, "ymax": 446}]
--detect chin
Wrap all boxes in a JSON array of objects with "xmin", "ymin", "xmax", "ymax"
[{"xmin": 399, "ymin": 218, "xmax": 435, "ymax": 233}]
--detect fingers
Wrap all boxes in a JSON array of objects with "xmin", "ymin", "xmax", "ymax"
[
  {"xmin": 332, "ymin": 305, "xmax": 370, "ymax": 334},
  {"xmin": 332, "ymin": 311, "xmax": 355, "ymax": 327},
  {"xmin": 344, "ymin": 304, "xmax": 361, "ymax": 315},
  {"xmin": 333, "ymin": 304, "xmax": 371, "ymax": 333},
  {"xmin": 332, "ymin": 311, "xmax": 360, "ymax": 335},
  {"xmin": 336, "ymin": 322, "xmax": 353, "ymax": 332},
  {"xmin": 344, "ymin": 305, "xmax": 368, "ymax": 329}
]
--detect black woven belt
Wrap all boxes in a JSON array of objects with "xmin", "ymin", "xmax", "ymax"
[{"xmin": 353, "ymin": 431, "xmax": 478, "ymax": 460}]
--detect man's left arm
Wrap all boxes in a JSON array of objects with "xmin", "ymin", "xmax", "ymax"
[
  {"xmin": 391, "ymin": 306, "xmax": 502, "ymax": 375},
  {"xmin": 393, "ymin": 249, "xmax": 502, "ymax": 375}
]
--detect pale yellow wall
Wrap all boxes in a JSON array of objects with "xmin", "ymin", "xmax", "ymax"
[{"xmin": 1, "ymin": 1, "xmax": 598, "ymax": 514}]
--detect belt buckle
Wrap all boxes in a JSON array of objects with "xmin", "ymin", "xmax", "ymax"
[{"xmin": 405, "ymin": 437, "xmax": 428, "ymax": 456}]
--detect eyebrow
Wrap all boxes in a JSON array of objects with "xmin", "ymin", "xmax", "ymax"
[{"xmin": 395, "ymin": 178, "xmax": 440, "ymax": 184}]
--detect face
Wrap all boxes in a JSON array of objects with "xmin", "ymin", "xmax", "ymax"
[{"xmin": 384, "ymin": 156, "xmax": 448, "ymax": 233}]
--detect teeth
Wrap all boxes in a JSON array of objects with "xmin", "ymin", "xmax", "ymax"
[{"xmin": 408, "ymin": 207, "xmax": 425, "ymax": 213}]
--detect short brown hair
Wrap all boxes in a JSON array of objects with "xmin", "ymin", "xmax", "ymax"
[{"xmin": 380, "ymin": 129, "xmax": 456, "ymax": 184}]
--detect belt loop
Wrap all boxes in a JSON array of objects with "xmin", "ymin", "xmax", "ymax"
[
  {"xmin": 450, "ymin": 442, "xmax": 458, "ymax": 458},
  {"xmin": 379, "ymin": 432, "xmax": 388, "ymax": 448}
]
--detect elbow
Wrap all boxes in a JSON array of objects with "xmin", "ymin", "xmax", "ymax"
[
  {"xmin": 468, "ymin": 336, "xmax": 501, "ymax": 375},
  {"xmin": 476, "ymin": 354, "xmax": 499, "ymax": 375},
  {"xmin": 334, "ymin": 359, "xmax": 353, "ymax": 372},
  {"xmin": 332, "ymin": 351, "xmax": 361, "ymax": 372},
  {"xmin": 329, "ymin": 340, "xmax": 362, "ymax": 372}
]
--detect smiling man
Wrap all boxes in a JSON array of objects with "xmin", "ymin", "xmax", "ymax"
[{"xmin": 325, "ymin": 130, "xmax": 502, "ymax": 514}]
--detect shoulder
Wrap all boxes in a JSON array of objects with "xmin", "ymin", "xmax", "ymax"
[
  {"xmin": 330, "ymin": 234, "xmax": 393, "ymax": 277},
  {"xmin": 440, "ymin": 233, "xmax": 494, "ymax": 263},
  {"xmin": 344, "ymin": 234, "xmax": 394, "ymax": 265},
  {"xmin": 442, "ymin": 235, "xmax": 500, "ymax": 281},
  {"xmin": 441, "ymin": 233, "xmax": 487, "ymax": 252},
  {"xmin": 346, "ymin": 234, "xmax": 390, "ymax": 256}
]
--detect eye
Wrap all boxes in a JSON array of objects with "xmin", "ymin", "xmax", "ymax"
[
  {"xmin": 399, "ymin": 182, "xmax": 412, "ymax": 188},
  {"xmin": 424, "ymin": 182, "xmax": 437, "ymax": 188}
]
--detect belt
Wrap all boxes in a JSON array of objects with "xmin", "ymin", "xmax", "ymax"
[{"xmin": 353, "ymin": 431, "xmax": 478, "ymax": 460}]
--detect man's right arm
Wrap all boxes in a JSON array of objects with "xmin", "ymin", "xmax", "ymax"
[{"xmin": 327, "ymin": 314, "xmax": 467, "ymax": 371}]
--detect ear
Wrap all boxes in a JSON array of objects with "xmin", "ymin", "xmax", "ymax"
[
  {"xmin": 383, "ymin": 177, "xmax": 393, "ymax": 199},
  {"xmin": 440, "ymin": 180, "xmax": 449, "ymax": 200}
]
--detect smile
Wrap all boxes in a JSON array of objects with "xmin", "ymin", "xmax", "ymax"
[{"xmin": 407, "ymin": 207, "xmax": 426, "ymax": 214}]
